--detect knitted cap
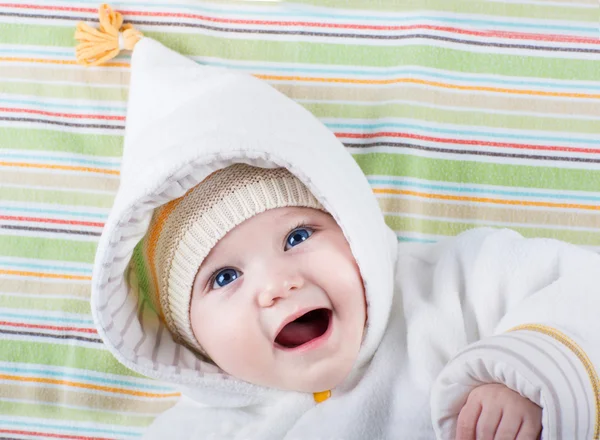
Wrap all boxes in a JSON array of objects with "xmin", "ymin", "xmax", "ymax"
[{"xmin": 139, "ymin": 164, "xmax": 324, "ymax": 354}]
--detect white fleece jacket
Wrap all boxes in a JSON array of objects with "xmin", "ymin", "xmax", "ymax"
[{"xmin": 91, "ymin": 37, "xmax": 600, "ymax": 440}]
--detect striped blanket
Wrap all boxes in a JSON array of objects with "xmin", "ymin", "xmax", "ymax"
[{"xmin": 0, "ymin": 0, "xmax": 599, "ymax": 438}]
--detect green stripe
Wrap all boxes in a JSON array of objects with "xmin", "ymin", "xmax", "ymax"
[
  {"xmin": 0, "ymin": 340, "xmax": 143, "ymax": 377},
  {"xmin": 131, "ymin": 242, "xmax": 158, "ymax": 315},
  {"xmin": 11, "ymin": 83, "xmax": 600, "ymax": 136},
  {"xmin": 0, "ymin": 80, "xmax": 127, "ymax": 102},
  {"xmin": 152, "ymin": 32, "xmax": 600, "ymax": 81},
  {"xmin": 385, "ymin": 215, "xmax": 600, "ymax": 245},
  {"xmin": 0, "ymin": 186, "xmax": 115, "ymax": 208},
  {"xmin": 0, "ymin": 236, "xmax": 96, "ymax": 263},
  {"xmin": 353, "ymin": 153, "xmax": 600, "ymax": 192},
  {"xmin": 0, "ymin": 400, "xmax": 154, "ymax": 427},
  {"xmin": 3, "ymin": 24, "xmax": 599, "ymax": 80},
  {"xmin": 0, "ymin": 296, "xmax": 90, "ymax": 314},
  {"xmin": 304, "ymin": 102, "xmax": 600, "ymax": 135},
  {"xmin": 293, "ymin": 0, "xmax": 598, "ymax": 21},
  {"xmin": 0, "ymin": 128, "xmax": 123, "ymax": 157},
  {"xmin": 4, "ymin": 86, "xmax": 599, "ymax": 136}
]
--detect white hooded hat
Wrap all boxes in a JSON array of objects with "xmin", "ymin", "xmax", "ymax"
[{"xmin": 90, "ymin": 32, "xmax": 396, "ymax": 405}]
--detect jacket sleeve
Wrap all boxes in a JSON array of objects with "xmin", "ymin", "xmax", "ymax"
[{"xmin": 428, "ymin": 228, "xmax": 600, "ymax": 440}]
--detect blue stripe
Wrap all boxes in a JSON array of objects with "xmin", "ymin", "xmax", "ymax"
[
  {"xmin": 45, "ymin": 0, "xmax": 600, "ymax": 34},
  {"xmin": 328, "ymin": 122, "xmax": 600, "ymax": 145},
  {"xmin": 368, "ymin": 178, "xmax": 600, "ymax": 202},
  {"xmin": 0, "ymin": 260, "xmax": 92, "ymax": 274},
  {"xmin": 0, "ymin": 205, "xmax": 108, "ymax": 219},
  {"xmin": 0, "ymin": 48, "xmax": 82, "ymax": 57},
  {"xmin": 0, "ymin": 312, "xmax": 93, "ymax": 325},
  {"xmin": 200, "ymin": 60, "xmax": 600, "ymax": 92},
  {"xmin": 0, "ymin": 98, "xmax": 127, "ymax": 113},
  {"xmin": 397, "ymin": 235, "xmax": 437, "ymax": 243},
  {"xmin": 0, "ymin": 365, "xmax": 174, "ymax": 392},
  {"xmin": 4, "ymin": 47, "xmax": 599, "ymax": 92},
  {"xmin": 0, "ymin": 418, "xmax": 142, "ymax": 437},
  {"xmin": 0, "ymin": 152, "xmax": 121, "ymax": 168}
]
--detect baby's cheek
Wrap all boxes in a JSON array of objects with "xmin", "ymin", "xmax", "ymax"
[
  {"xmin": 202, "ymin": 313, "xmax": 268, "ymax": 375},
  {"xmin": 190, "ymin": 302, "xmax": 233, "ymax": 357}
]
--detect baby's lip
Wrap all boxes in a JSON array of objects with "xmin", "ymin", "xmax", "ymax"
[{"xmin": 273, "ymin": 307, "xmax": 328, "ymax": 343}]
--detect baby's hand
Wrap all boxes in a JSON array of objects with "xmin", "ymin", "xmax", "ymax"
[{"xmin": 455, "ymin": 383, "xmax": 542, "ymax": 440}]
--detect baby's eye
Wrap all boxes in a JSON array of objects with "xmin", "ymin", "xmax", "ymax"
[
  {"xmin": 285, "ymin": 227, "xmax": 313, "ymax": 251},
  {"xmin": 212, "ymin": 268, "xmax": 240, "ymax": 289}
]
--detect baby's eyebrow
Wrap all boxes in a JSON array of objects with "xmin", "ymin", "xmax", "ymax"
[
  {"xmin": 200, "ymin": 258, "xmax": 221, "ymax": 272},
  {"xmin": 196, "ymin": 260, "xmax": 221, "ymax": 281}
]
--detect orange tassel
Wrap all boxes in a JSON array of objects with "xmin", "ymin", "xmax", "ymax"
[{"xmin": 75, "ymin": 4, "xmax": 143, "ymax": 67}]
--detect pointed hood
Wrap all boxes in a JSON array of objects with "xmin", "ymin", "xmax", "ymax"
[{"xmin": 91, "ymin": 37, "xmax": 397, "ymax": 406}]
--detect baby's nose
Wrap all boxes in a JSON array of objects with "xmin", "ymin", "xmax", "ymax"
[{"xmin": 257, "ymin": 273, "xmax": 304, "ymax": 307}]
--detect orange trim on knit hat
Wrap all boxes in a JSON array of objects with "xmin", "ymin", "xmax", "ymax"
[{"xmin": 144, "ymin": 197, "xmax": 184, "ymax": 323}]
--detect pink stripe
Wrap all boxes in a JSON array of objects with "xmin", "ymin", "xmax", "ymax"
[
  {"xmin": 337, "ymin": 131, "xmax": 600, "ymax": 154},
  {"xmin": 0, "ymin": 107, "xmax": 124, "ymax": 121},
  {"xmin": 0, "ymin": 215, "xmax": 104, "ymax": 228},
  {"xmin": 0, "ymin": 429, "xmax": 110, "ymax": 440},
  {"xmin": 0, "ymin": 3, "xmax": 598, "ymax": 44}
]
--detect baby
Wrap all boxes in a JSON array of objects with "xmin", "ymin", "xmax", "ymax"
[
  {"xmin": 86, "ymin": 19, "xmax": 600, "ymax": 440},
  {"xmin": 170, "ymin": 164, "xmax": 542, "ymax": 440}
]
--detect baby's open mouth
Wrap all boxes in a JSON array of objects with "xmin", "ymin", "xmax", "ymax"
[{"xmin": 274, "ymin": 308, "xmax": 331, "ymax": 349}]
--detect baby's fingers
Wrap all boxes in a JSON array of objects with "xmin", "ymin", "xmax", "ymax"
[
  {"xmin": 455, "ymin": 401, "xmax": 482, "ymax": 440},
  {"xmin": 515, "ymin": 419, "xmax": 542, "ymax": 440},
  {"xmin": 493, "ymin": 415, "xmax": 521, "ymax": 440},
  {"xmin": 475, "ymin": 405, "xmax": 503, "ymax": 440}
]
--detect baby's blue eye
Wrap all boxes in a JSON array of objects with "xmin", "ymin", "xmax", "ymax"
[
  {"xmin": 212, "ymin": 268, "xmax": 240, "ymax": 289},
  {"xmin": 285, "ymin": 227, "xmax": 313, "ymax": 250}
]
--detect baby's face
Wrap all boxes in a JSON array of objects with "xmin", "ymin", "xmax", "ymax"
[{"xmin": 190, "ymin": 207, "xmax": 366, "ymax": 393}]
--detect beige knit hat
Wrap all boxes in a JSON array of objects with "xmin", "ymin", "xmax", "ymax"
[{"xmin": 137, "ymin": 164, "xmax": 324, "ymax": 355}]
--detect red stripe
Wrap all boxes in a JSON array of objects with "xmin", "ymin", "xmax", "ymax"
[
  {"xmin": 0, "ymin": 321, "xmax": 97, "ymax": 334},
  {"xmin": 336, "ymin": 131, "xmax": 600, "ymax": 154},
  {"xmin": 0, "ymin": 107, "xmax": 124, "ymax": 121},
  {"xmin": 1, "ymin": 3, "xmax": 598, "ymax": 45},
  {"xmin": 2, "ymin": 102, "xmax": 596, "ymax": 155},
  {"xmin": 0, "ymin": 215, "xmax": 104, "ymax": 228},
  {"xmin": 0, "ymin": 429, "xmax": 111, "ymax": 440}
]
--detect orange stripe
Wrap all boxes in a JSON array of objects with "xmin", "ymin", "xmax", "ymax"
[
  {"xmin": 0, "ymin": 269, "xmax": 92, "ymax": 281},
  {"xmin": 145, "ymin": 197, "xmax": 185, "ymax": 320},
  {"xmin": 1, "ymin": 56, "xmax": 598, "ymax": 100},
  {"xmin": 374, "ymin": 188, "xmax": 600, "ymax": 211},
  {"xmin": 0, "ymin": 321, "xmax": 96, "ymax": 334},
  {"xmin": 256, "ymin": 75, "xmax": 600, "ymax": 100},
  {"xmin": 0, "ymin": 57, "xmax": 129, "ymax": 67},
  {"xmin": 0, "ymin": 161, "xmax": 120, "ymax": 176},
  {"xmin": 0, "ymin": 374, "xmax": 180, "ymax": 398}
]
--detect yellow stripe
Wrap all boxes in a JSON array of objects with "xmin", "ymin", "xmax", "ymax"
[
  {"xmin": 257, "ymin": 75, "xmax": 600, "ymax": 100},
  {"xmin": 0, "ymin": 161, "xmax": 120, "ymax": 176},
  {"xmin": 374, "ymin": 188, "xmax": 600, "ymax": 211},
  {"xmin": 0, "ymin": 57, "xmax": 128, "ymax": 67},
  {"xmin": 510, "ymin": 324, "xmax": 600, "ymax": 439},
  {"xmin": 2, "ymin": 57, "xmax": 599, "ymax": 100},
  {"xmin": 0, "ymin": 269, "xmax": 91, "ymax": 281},
  {"xmin": 0, "ymin": 374, "xmax": 180, "ymax": 399}
]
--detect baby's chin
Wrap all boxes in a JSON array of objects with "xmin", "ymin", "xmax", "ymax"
[{"xmin": 272, "ymin": 356, "xmax": 357, "ymax": 393}]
